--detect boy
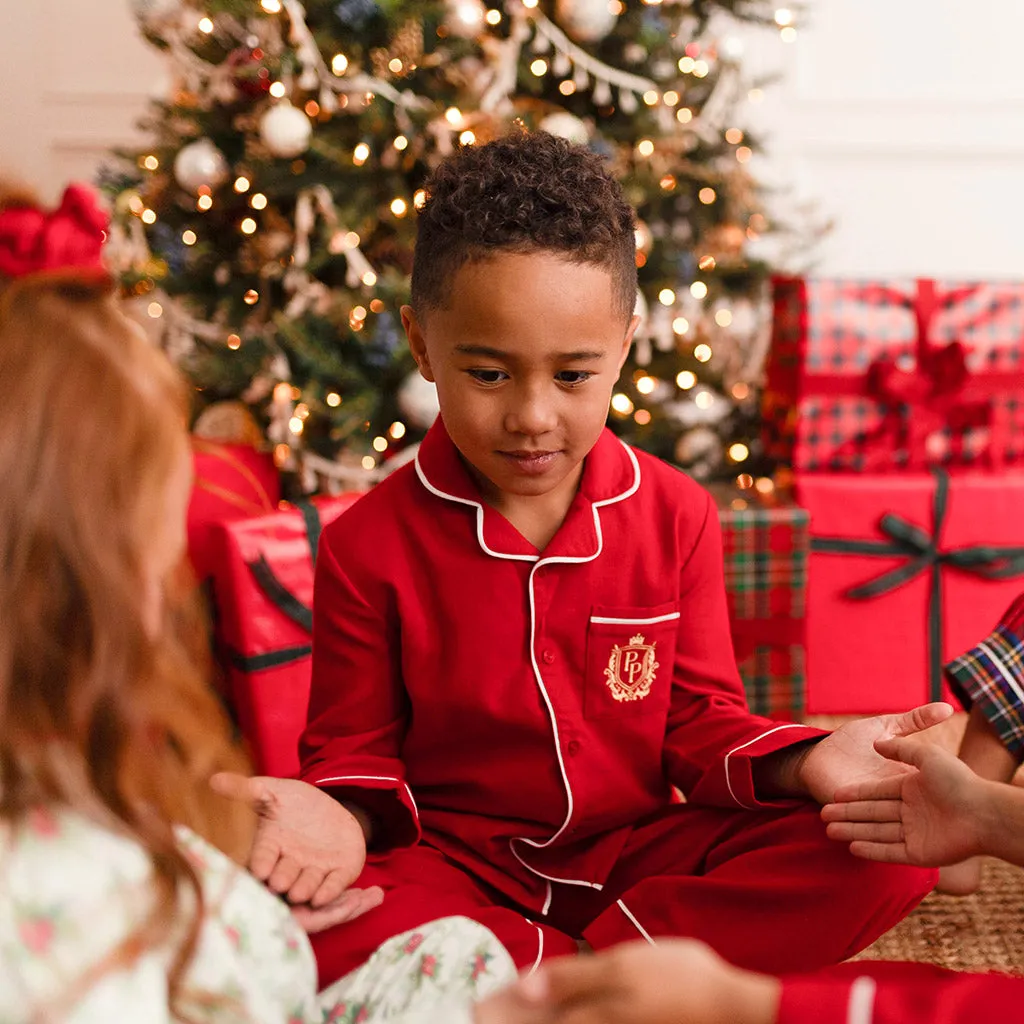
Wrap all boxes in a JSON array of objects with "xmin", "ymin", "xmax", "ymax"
[{"xmin": 214, "ymin": 131, "xmax": 943, "ymax": 987}]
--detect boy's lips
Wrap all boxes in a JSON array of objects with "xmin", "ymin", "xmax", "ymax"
[{"xmin": 497, "ymin": 449, "xmax": 562, "ymax": 474}]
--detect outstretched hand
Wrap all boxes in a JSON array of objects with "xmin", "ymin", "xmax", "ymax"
[
  {"xmin": 821, "ymin": 736, "xmax": 990, "ymax": 866},
  {"xmin": 210, "ymin": 773, "xmax": 374, "ymax": 922},
  {"xmin": 797, "ymin": 702, "xmax": 953, "ymax": 806}
]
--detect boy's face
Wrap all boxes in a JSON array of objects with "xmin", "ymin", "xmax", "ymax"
[{"xmin": 402, "ymin": 251, "xmax": 638, "ymax": 505}]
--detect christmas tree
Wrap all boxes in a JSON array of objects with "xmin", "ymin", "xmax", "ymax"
[{"xmin": 106, "ymin": 0, "xmax": 793, "ymax": 493}]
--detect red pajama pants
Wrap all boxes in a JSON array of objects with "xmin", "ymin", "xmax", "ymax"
[{"xmin": 310, "ymin": 803, "xmax": 936, "ymax": 989}]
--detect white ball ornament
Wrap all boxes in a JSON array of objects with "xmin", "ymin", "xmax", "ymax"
[
  {"xmin": 397, "ymin": 372, "xmax": 440, "ymax": 430},
  {"xmin": 173, "ymin": 139, "xmax": 229, "ymax": 194},
  {"xmin": 538, "ymin": 112, "xmax": 590, "ymax": 146},
  {"xmin": 555, "ymin": 0, "xmax": 618, "ymax": 43},
  {"xmin": 260, "ymin": 102, "xmax": 313, "ymax": 159},
  {"xmin": 444, "ymin": 0, "xmax": 487, "ymax": 37}
]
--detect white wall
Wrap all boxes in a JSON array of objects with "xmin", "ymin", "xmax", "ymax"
[{"xmin": 1, "ymin": 0, "xmax": 1022, "ymax": 276}]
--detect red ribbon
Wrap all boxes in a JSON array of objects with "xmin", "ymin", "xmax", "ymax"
[
  {"xmin": 797, "ymin": 279, "xmax": 1022, "ymax": 469},
  {"xmin": 0, "ymin": 184, "xmax": 110, "ymax": 283}
]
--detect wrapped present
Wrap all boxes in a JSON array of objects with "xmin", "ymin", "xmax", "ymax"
[
  {"xmin": 764, "ymin": 276, "xmax": 1024, "ymax": 472},
  {"xmin": 187, "ymin": 439, "xmax": 280, "ymax": 584},
  {"xmin": 212, "ymin": 495, "xmax": 362, "ymax": 777},
  {"xmin": 798, "ymin": 469, "xmax": 1024, "ymax": 715},
  {"xmin": 714, "ymin": 488, "xmax": 809, "ymax": 719}
]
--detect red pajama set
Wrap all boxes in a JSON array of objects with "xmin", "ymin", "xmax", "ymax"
[{"xmin": 300, "ymin": 420, "xmax": 934, "ymax": 987}]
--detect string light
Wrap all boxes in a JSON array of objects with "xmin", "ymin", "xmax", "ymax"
[
  {"xmin": 295, "ymin": 403, "xmax": 310, "ymax": 420},
  {"xmin": 611, "ymin": 393, "xmax": 634, "ymax": 415},
  {"xmin": 698, "ymin": 255, "xmax": 716, "ymax": 271},
  {"xmin": 373, "ymin": 436, "xmax": 389, "ymax": 452},
  {"xmin": 274, "ymin": 444, "xmax": 291, "ymax": 467},
  {"xmin": 394, "ymin": 134, "xmax": 408, "ymax": 150},
  {"xmin": 361, "ymin": 270, "xmax": 377, "ymax": 286},
  {"xmin": 737, "ymin": 473, "xmax": 754, "ymax": 489},
  {"xmin": 693, "ymin": 60, "xmax": 710, "ymax": 77},
  {"xmin": 141, "ymin": 208, "xmax": 157, "ymax": 224},
  {"xmin": 676, "ymin": 108, "xmax": 693, "ymax": 124},
  {"xmin": 460, "ymin": 130, "xmax": 476, "ymax": 146},
  {"xmin": 694, "ymin": 343, "xmax": 712, "ymax": 362},
  {"xmin": 269, "ymin": 81, "xmax": 287, "ymax": 98},
  {"xmin": 780, "ymin": 26, "xmax": 797, "ymax": 42},
  {"xmin": 608, "ymin": 0, "xmax": 625, "ymax": 11},
  {"xmin": 774, "ymin": 7, "xmax": 793, "ymax": 25},
  {"xmin": 352, "ymin": 305, "xmax": 367, "ymax": 321},
  {"xmin": 445, "ymin": 107, "xmax": 463, "ymax": 127},
  {"xmin": 241, "ymin": 217, "xmax": 257, "ymax": 234},
  {"xmin": 198, "ymin": 16, "xmax": 214, "ymax": 33},
  {"xmin": 637, "ymin": 139, "xmax": 655, "ymax": 157},
  {"xmin": 128, "ymin": 195, "xmax": 144, "ymax": 214},
  {"xmin": 147, "ymin": 301, "xmax": 163, "ymax": 318},
  {"xmin": 326, "ymin": 392, "xmax": 342, "ymax": 407},
  {"xmin": 660, "ymin": 174, "xmax": 677, "ymax": 191},
  {"xmin": 353, "ymin": 143, "xmax": 370, "ymax": 165},
  {"xmin": 486, "ymin": 8, "xmax": 501, "ymax": 23},
  {"xmin": 344, "ymin": 230, "xmax": 361, "ymax": 247},
  {"xmin": 234, "ymin": 176, "xmax": 251, "ymax": 193},
  {"xmin": 634, "ymin": 409, "xmax": 652, "ymax": 425},
  {"xmin": 736, "ymin": 146, "xmax": 753, "ymax": 163},
  {"xmin": 636, "ymin": 376, "xmax": 657, "ymax": 395},
  {"xmin": 694, "ymin": 390, "xmax": 714, "ymax": 409},
  {"xmin": 698, "ymin": 187, "xmax": 717, "ymax": 204},
  {"xmin": 678, "ymin": 56, "xmax": 696, "ymax": 73},
  {"xmin": 332, "ymin": 53, "xmax": 348, "ymax": 75},
  {"xmin": 244, "ymin": 289, "xmax": 259, "ymax": 305},
  {"xmin": 728, "ymin": 442, "xmax": 750, "ymax": 462},
  {"xmin": 361, "ymin": 455, "xmax": 377, "ymax": 470},
  {"xmin": 725, "ymin": 128, "xmax": 744, "ymax": 144},
  {"xmin": 559, "ymin": 80, "xmax": 576, "ymax": 96},
  {"xmin": 182, "ymin": 229, "xmax": 197, "ymax": 246},
  {"xmin": 715, "ymin": 309, "xmax": 733, "ymax": 327},
  {"xmin": 389, "ymin": 58, "xmax": 404, "ymax": 73},
  {"xmin": 227, "ymin": 334, "xmax": 241, "ymax": 349},
  {"xmin": 250, "ymin": 193, "xmax": 268, "ymax": 210},
  {"xmin": 756, "ymin": 477, "xmax": 776, "ymax": 495},
  {"xmin": 690, "ymin": 281, "xmax": 708, "ymax": 299},
  {"xmin": 389, "ymin": 421, "xmax": 407, "ymax": 439},
  {"xmin": 289, "ymin": 416, "xmax": 304, "ymax": 434},
  {"xmin": 676, "ymin": 370, "xmax": 696, "ymax": 389},
  {"xmin": 391, "ymin": 197, "xmax": 408, "ymax": 217},
  {"xmin": 142, "ymin": 155, "xmax": 159, "ymax": 170},
  {"xmin": 261, "ymin": 0, "xmax": 282, "ymax": 11},
  {"xmin": 673, "ymin": 317, "xmax": 690, "ymax": 335},
  {"xmin": 413, "ymin": 189, "xmax": 427, "ymax": 209},
  {"xmin": 370, "ymin": 299, "xmax": 385, "ymax": 313},
  {"xmin": 305, "ymin": 100, "xmax": 320, "ymax": 117},
  {"xmin": 522, "ymin": 0, "xmax": 538, "ymax": 8},
  {"xmin": 658, "ymin": 288, "xmax": 676, "ymax": 306},
  {"xmin": 530, "ymin": 58, "xmax": 548, "ymax": 76},
  {"xmin": 643, "ymin": 90, "xmax": 659, "ymax": 106},
  {"xmin": 197, "ymin": 195, "xmax": 213, "ymax": 211},
  {"xmin": 731, "ymin": 382, "xmax": 751, "ymax": 400}
]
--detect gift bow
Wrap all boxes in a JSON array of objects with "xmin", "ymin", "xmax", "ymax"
[
  {"xmin": 0, "ymin": 184, "xmax": 109, "ymax": 282},
  {"xmin": 810, "ymin": 470, "xmax": 1024, "ymax": 701}
]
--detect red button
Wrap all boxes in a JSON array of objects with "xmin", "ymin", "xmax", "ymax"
[
  {"xmin": 567, "ymin": 740, "xmax": 581, "ymax": 757},
  {"xmin": 542, "ymin": 649, "xmax": 556, "ymax": 665}
]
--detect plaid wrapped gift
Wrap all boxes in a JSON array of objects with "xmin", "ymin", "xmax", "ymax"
[
  {"xmin": 763, "ymin": 276, "xmax": 1024, "ymax": 472},
  {"xmin": 714, "ymin": 489, "xmax": 809, "ymax": 720}
]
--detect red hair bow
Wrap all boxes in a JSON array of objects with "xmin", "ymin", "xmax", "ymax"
[{"xmin": 0, "ymin": 184, "xmax": 110, "ymax": 283}]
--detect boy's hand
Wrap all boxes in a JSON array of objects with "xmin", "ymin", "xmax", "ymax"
[
  {"xmin": 795, "ymin": 703, "xmax": 953, "ymax": 805},
  {"xmin": 210, "ymin": 773, "xmax": 369, "ymax": 912},
  {"xmin": 821, "ymin": 737, "xmax": 992, "ymax": 866},
  {"xmin": 290, "ymin": 884, "xmax": 385, "ymax": 933},
  {"xmin": 489, "ymin": 940, "xmax": 779, "ymax": 1024}
]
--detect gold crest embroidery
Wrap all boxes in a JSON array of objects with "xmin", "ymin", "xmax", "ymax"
[{"xmin": 604, "ymin": 633, "xmax": 659, "ymax": 703}]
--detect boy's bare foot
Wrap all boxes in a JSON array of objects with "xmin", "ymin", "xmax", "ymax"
[{"xmin": 937, "ymin": 858, "xmax": 983, "ymax": 895}]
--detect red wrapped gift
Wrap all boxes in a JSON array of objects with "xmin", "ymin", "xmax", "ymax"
[
  {"xmin": 764, "ymin": 276, "xmax": 1024, "ymax": 473},
  {"xmin": 798, "ymin": 470, "xmax": 1024, "ymax": 715},
  {"xmin": 714, "ymin": 489, "xmax": 808, "ymax": 720},
  {"xmin": 187, "ymin": 439, "xmax": 280, "ymax": 583},
  {"xmin": 213, "ymin": 495, "xmax": 362, "ymax": 777}
]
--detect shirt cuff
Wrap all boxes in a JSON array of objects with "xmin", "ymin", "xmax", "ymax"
[
  {"xmin": 945, "ymin": 624, "xmax": 1024, "ymax": 763},
  {"xmin": 778, "ymin": 975, "xmax": 874, "ymax": 1024},
  {"xmin": 723, "ymin": 724, "xmax": 828, "ymax": 809},
  {"xmin": 306, "ymin": 773, "xmax": 422, "ymax": 852}
]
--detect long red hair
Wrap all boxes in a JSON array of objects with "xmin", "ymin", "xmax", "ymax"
[{"xmin": 0, "ymin": 183, "xmax": 252, "ymax": 1017}]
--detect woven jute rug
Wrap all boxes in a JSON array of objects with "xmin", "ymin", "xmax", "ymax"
[{"xmin": 851, "ymin": 858, "xmax": 1024, "ymax": 974}]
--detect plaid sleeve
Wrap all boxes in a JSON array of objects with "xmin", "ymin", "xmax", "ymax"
[{"xmin": 944, "ymin": 593, "xmax": 1024, "ymax": 762}]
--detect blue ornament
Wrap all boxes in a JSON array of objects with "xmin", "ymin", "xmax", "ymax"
[
  {"xmin": 334, "ymin": 0, "xmax": 379, "ymax": 30},
  {"xmin": 365, "ymin": 311, "xmax": 402, "ymax": 368},
  {"xmin": 150, "ymin": 222, "xmax": 188, "ymax": 275}
]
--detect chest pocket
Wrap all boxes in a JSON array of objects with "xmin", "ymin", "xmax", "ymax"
[{"xmin": 584, "ymin": 602, "xmax": 681, "ymax": 719}]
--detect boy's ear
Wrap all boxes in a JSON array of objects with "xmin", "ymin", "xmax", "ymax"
[
  {"xmin": 617, "ymin": 314, "xmax": 642, "ymax": 371},
  {"xmin": 401, "ymin": 304, "xmax": 435, "ymax": 382}
]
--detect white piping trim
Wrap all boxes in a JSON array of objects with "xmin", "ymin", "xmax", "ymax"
[
  {"xmin": 846, "ymin": 976, "xmax": 876, "ymax": 1024},
  {"xmin": 616, "ymin": 900, "xmax": 656, "ymax": 946},
  {"xmin": 590, "ymin": 612, "xmax": 681, "ymax": 626},
  {"xmin": 524, "ymin": 919, "xmax": 545, "ymax": 977},
  {"xmin": 313, "ymin": 774, "xmax": 420, "ymax": 816},
  {"xmin": 977, "ymin": 640, "xmax": 1024, "ymax": 707},
  {"xmin": 723, "ymin": 724, "xmax": 811, "ymax": 809}
]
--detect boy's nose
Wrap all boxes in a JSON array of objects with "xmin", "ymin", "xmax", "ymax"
[{"xmin": 505, "ymin": 388, "xmax": 558, "ymax": 437}]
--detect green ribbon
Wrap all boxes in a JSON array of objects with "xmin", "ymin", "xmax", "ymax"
[{"xmin": 810, "ymin": 469, "xmax": 1024, "ymax": 701}]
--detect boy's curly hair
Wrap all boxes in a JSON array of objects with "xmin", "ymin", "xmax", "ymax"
[{"xmin": 412, "ymin": 130, "xmax": 637, "ymax": 321}]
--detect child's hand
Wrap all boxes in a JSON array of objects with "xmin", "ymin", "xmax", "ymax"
[
  {"xmin": 210, "ymin": 773, "xmax": 369, "ymax": 912},
  {"xmin": 496, "ymin": 940, "xmax": 779, "ymax": 1024},
  {"xmin": 290, "ymin": 884, "xmax": 385, "ymax": 933},
  {"xmin": 796, "ymin": 703, "xmax": 953, "ymax": 805},
  {"xmin": 821, "ymin": 737, "xmax": 992, "ymax": 866}
]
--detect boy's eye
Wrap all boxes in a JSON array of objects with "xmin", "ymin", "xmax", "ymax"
[
  {"xmin": 467, "ymin": 369, "xmax": 509, "ymax": 385},
  {"xmin": 555, "ymin": 370, "xmax": 594, "ymax": 387}
]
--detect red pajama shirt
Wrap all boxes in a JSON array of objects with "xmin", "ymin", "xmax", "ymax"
[{"xmin": 300, "ymin": 420, "xmax": 934, "ymax": 985}]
